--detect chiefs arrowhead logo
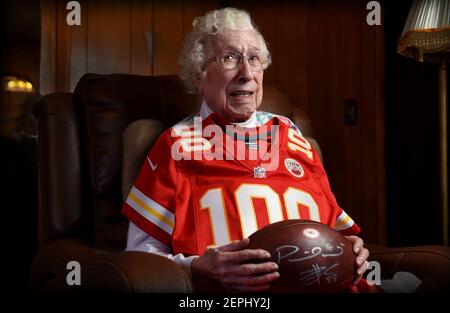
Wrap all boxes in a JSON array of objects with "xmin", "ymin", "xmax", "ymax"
[{"xmin": 284, "ymin": 158, "xmax": 304, "ymax": 178}]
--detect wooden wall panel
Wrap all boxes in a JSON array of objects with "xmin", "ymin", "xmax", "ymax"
[
  {"xmin": 55, "ymin": 0, "xmax": 71, "ymax": 92},
  {"xmin": 69, "ymin": 0, "xmax": 87, "ymax": 91},
  {"xmin": 307, "ymin": 0, "xmax": 332, "ymax": 157},
  {"xmin": 182, "ymin": 0, "xmax": 205, "ymax": 37},
  {"xmin": 276, "ymin": 1, "xmax": 309, "ymax": 110},
  {"xmin": 87, "ymin": 1, "xmax": 131, "ymax": 74},
  {"xmin": 40, "ymin": 0, "xmax": 56, "ymax": 95},
  {"xmin": 152, "ymin": 1, "xmax": 183, "ymax": 75},
  {"xmin": 338, "ymin": 1, "xmax": 364, "ymax": 237},
  {"xmin": 361, "ymin": 6, "xmax": 386, "ymax": 244},
  {"xmin": 131, "ymin": 0, "xmax": 153, "ymax": 75}
]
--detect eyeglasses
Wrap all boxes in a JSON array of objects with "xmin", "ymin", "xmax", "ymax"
[{"xmin": 213, "ymin": 52, "xmax": 264, "ymax": 72}]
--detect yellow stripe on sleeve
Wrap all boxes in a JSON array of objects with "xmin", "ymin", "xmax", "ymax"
[
  {"xmin": 126, "ymin": 186, "xmax": 175, "ymax": 235},
  {"xmin": 128, "ymin": 193, "xmax": 174, "ymax": 228}
]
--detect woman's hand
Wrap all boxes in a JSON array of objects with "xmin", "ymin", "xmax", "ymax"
[
  {"xmin": 345, "ymin": 235, "xmax": 370, "ymax": 282},
  {"xmin": 191, "ymin": 238, "xmax": 279, "ymax": 292}
]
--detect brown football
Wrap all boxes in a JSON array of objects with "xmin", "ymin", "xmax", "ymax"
[{"xmin": 248, "ymin": 219, "xmax": 357, "ymax": 292}]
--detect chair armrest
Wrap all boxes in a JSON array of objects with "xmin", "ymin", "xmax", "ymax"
[
  {"xmin": 31, "ymin": 239, "xmax": 193, "ymax": 293},
  {"xmin": 33, "ymin": 93, "xmax": 84, "ymax": 245},
  {"xmin": 366, "ymin": 243, "xmax": 450, "ymax": 292}
]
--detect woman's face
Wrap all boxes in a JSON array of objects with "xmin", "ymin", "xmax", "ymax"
[{"xmin": 196, "ymin": 29, "xmax": 264, "ymax": 122}]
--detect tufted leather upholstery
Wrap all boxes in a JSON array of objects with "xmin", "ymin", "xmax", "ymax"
[{"xmin": 31, "ymin": 73, "xmax": 449, "ymax": 292}]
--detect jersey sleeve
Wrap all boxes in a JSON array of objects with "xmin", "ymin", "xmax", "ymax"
[
  {"xmin": 121, "ymin": 130, "xmax": 177, "ymax": 246},
  {"xmin": 315, "ymin": 162, "xmax": 361, "ymax": 236},
  {"xmin": 334, "ymin": 207, "xmax": 361, "ymax": 236}
]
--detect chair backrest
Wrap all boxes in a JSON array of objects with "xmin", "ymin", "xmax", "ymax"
[{"xmin": 34, "ymin": 73, "xmax": 317, "ymax": 251}]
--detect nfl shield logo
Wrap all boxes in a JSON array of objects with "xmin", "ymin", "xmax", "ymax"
[{"xmin": 254, "ymin": 166, "xmax": 266, "ymax": 178}]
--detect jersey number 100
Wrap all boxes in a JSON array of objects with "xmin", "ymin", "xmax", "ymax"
[{"xmin": 200, "ymin": 129, "xmax": 319, "ymax": 247}]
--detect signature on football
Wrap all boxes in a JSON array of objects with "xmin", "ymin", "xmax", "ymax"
[
  {"xmin": 275, "ymin": 243, "xmax": 346, "ymax": 264},
  {"xmin": 299, "ymin": 263, "xmax": 339, "ymax": 285}
]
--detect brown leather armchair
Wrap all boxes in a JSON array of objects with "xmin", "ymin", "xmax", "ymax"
[{"xmin": 31, "ymin": 73, "xmax": 450, "ymax": 292}]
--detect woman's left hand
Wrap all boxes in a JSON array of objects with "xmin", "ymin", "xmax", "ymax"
[{"xmin": 345, "ymin": 235, "xmax": 370, "ymax": 282}]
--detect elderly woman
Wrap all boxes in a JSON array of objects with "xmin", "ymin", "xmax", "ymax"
[{"xmin": 122, "ymin": 7, "xmax": 370, "ymax": 292}]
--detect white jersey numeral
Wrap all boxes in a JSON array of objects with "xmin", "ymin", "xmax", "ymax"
[
  {"xmin": 200, "ymin": 183, "xmax": 320, "ymax": 247},
  {"xmin": 284, "ymin": 187, "xmax": 321, "ymax": 221},
  {"xmin": 235, "ymin": 184, "xmax": 284, "ymax": 238},
  {"xmin": 200, "ymin": 188, "xmax": 231, "ymax": 247},
  {"xmin": 287, "ymin": 128, "xmax": 313, "ymax": 160}
]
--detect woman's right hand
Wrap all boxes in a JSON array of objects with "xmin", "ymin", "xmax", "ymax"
[{"xmin": 191, "ymin": 238, "xmax": 280, "ymax": 292}]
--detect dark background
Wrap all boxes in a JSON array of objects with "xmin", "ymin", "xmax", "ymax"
[
  {"xmin": 0, "ymin": 0, "xmax": 448, "ymax": 291},
  {"xmin": 1, "ymin": 0, "xmax": 40, "ymax": 291},
  {"xmin": 384, "ymin": 0, "xmax": 449, "ymax": 246}
]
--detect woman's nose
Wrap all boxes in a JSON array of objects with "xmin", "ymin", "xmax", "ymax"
[{"xmin": 236, "ymin": 58, "xmax": 254, "ymax": 82}]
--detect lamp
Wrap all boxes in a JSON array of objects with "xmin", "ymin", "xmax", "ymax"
[
  {"xmin": 397, "ymin": 0, "xmax": 450, "ymax": 245},
  {"xmin": 0, "ymin": 76, "xmax": 36, "ymax": 136},
  {"xmin": 2, "ymin": 76, "xmax": 34, "ymax": 93}
]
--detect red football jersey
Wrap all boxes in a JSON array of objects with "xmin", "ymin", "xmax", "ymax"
[{"xmin": 122, "ymin": 113, "xmax": 361, "ymax": 256}]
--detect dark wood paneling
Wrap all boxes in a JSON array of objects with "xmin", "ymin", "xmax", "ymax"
[
  {"xmin": 276, "ymin": 1, "xmax": 309, "ymax": 110},
  {"xmin": 69, "ymin": 0, "xmax": 87, "ymax": 91},
  {"xmin": 87, "ymin": 1, "xmax": 131, "ymax": 74},
  {"xmin": 131, "ymin": 0, "xmax": 153, "ymax": 75},
  {"xmin": 55, "ymin": 0, "xmax": 71, "ymax": 92},
  {"xmin": 40, "ymin": 0, "xmax": 56, "ymax": 95},
  {"xmin": 152, "ymin": 1, "xmax": 183, "ymax": 75},
  {"xmin": 182, "ymin": 0, "xmax": 204, "ymax": 37},
  {"xmin": 337, "ymin": 1, "xmax": 363, "ymax": 236},
  {"xmin": 307, "ymin": 0, "xmax": 332, "ymax": 160},
  {"xmin": 360, "ymin": 5, "xmax": 383, "ymax": 244}
]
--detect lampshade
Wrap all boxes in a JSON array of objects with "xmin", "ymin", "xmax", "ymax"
[{"xmin": 397, "ymin": 0, "xmax": 450, "ymax": 62}]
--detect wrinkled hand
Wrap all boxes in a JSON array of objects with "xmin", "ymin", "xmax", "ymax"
[
  {"xmin": 191, "ymin": 238, "xmax": 279, "ymax": 292},
  {"xmin": 345, "ymin": 235, "xmax": 370, "ymax": 283}
]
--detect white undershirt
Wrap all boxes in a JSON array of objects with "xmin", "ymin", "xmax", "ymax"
[{"xmin": 125, "ymin": 100, "xmax": 258, "ymax": 279}]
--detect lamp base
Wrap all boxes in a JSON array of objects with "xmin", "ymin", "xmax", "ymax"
[{"xmin": 438, "ymin": 62, "xmax": 448, "ymax": 245}]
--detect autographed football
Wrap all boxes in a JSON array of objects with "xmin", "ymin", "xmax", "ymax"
[{"xmin": 248, "ymin": 219, "xmax": 357, "ymax": 293}]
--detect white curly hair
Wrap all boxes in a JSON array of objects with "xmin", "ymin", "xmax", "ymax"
[{"xmin": 178, "ymin": 7, "xmax": 272, "ymax": 94}]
